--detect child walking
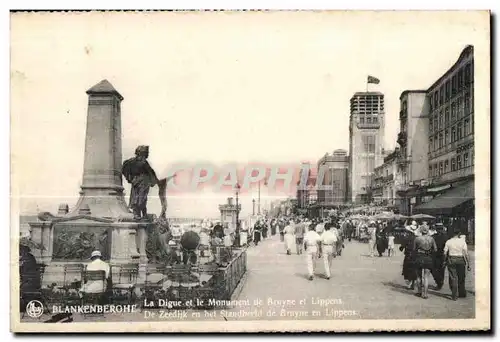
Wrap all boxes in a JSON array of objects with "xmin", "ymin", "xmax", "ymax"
[{"xmin": 387, "ymin": 232, "xmax": 395, "ymax": 257}]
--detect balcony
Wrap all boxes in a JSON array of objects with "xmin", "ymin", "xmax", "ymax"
[
  {"xmin": 357, "ymin": 122, "xmax": 381, "ymax": 129},
  {"xmin": 397, "ymin": 156, "xmax": 410, "ymax": 166}
]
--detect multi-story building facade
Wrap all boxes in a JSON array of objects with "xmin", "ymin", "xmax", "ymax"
[
  {"xmin": 409, "ymin": 46, "xmax": 475, "ymax": 242},
  {"xmin": 395, "ymin": 90, "xmax": 430, "ymax": 214},
  {"xmin": 371, "ymin": 149, "xmax": 401, "ymax": 206},
  {"xmin": 317, "ymin": 149, "xmax": 349, "ymax": 204},
  {"xmin": 426, "ymin": 45, "xmax": 474, "ymax": 186},
  {"xmin": 313, "ymin": 149, "xmax": 349, "ymax": 217},
  {"xmin": 348, "ymin": 92, "xmax": 386, "ymax": 203}
]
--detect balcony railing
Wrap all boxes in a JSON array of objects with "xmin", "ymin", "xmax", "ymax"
[{"xmin": 357, "ymin": 122, "xmax": 381, "ymax": 129}]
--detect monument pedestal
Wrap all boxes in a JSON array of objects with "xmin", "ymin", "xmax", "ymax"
[{"xmin": 29, "ymin": 215, "xmax": 150, "ymax": 285}]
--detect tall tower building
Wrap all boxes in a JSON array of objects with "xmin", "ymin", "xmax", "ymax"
[{"xmin": 348, "ymin": 92, "xmax": 386, "ymax": 203}]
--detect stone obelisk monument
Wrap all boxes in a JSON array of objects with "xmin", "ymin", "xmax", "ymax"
[
  {"xmin": 70, "ymin": 79, "xmax": 132, "ymax": 218},
  {"xmin": 29, "ymin": 80, "xmax": 147, "ymax": 276}
]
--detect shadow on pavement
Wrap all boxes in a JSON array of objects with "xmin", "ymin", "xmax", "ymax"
[
  {"xmin": 294, "ymin": 272, "xmax": 310, "ymax": 280},
  {"xmin": 382, "ymin": 281, "xmax": 413, "ymax": 295},
  {"xmin": 383, "ymin": 281, "xmax": 456, "ymax": 300}
]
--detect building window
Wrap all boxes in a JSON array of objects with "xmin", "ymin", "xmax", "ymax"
[
  {"xmin": 429, "ymin": 96, "xmax": 433, "ymax": 111},
  {"xmin": 451, "ymin": 102, "xmax": 457, "ymax": 122},
  {"xmin": 458, "ymin": 121, "xmax": 463, "ymax": 140},
  {"xmin": 439, "ymin": 133, "xmax": 444, "ymax": 149},
  {"xmin": 445, "ymin": 129, "xmax": 450, "ymax": 145},
  {"xmin": 434, "ymin": 134, "xmax": 438, "ymax": 151},
  {"xmin": 434, "ymin": 164, "xmax": 438, "ymax": 177},
  {"xmin": 465, "ymin": 92, "xmax": 471, "ymax": 114},
  {"xmin": 445, "ymin": 107, "xmax": 450, "ymax": 126},
  {"xmin": 451, "ymin": 126, "xmax": 456, "ymax": 142},
  {"xmin": 439, "ymin": 161, "xmax": 444, "ymax": 175},
  {"xmin": 465, "ymin": 63, "xmax": 471, "ymax": 84},
  {"xmin": 434, "ymin": 115, "xmax": 438, "ymax": 131},
  {"xmin": 439, "ymin": 110, "xmax": 444, "ymax": 128},
  {"xmin": 452, "ymin": 75, "xmax": 457, "ymax": 95},
  {"xmin": 451, "ymin": 157, "xmax": 456, "ymax": 171},
  {"xmin": 428, "ymin": 165, "xmax": 432, "ymax": 177},
  {"xmin": 429, "ymin": 137, "xmax": 433, "ymax": 152},
  {"xmin": 373, "ymin": 116, "xmax": 378, "ymax": 124},
  {"xmin": 362, "ymin": 135, "xmax": 376, "ymax": 153},
  {"xmin": 464, "ymin": 152, "xmax": 470, "ymax": 167},
  {"xmin": 445, "ymin": 81, "xmax": 450, "ymax": 100},
  {"xmin": 457, "ymin": 155, "xmax": 462, "ymax": 169},
  {"xmin": 464, "ymin": 118, "xmax": 470, "ymax": 136},
  {"xmin": 434, "ymin": 92, "xmax": 439, "ymax": 108},
  {"xmin": 439, "ymin": 87, "xmax": 444, "ymax": 105},
  {"xmin": 458, "ymin": 97, "xmax": 464, "ymax": 118},
  {"xmin": 445, "ymin": 160, "xmax": 449, "ymax": 173},
  {"xmin": 360, "ymin": 117, "xmax": 365, "ymax": 124},
  {"xmin": 429, "ymin": 119, "xmax": 433, "ymax": 132},
  {"xmin": 366, "ymin": 116, "xmax": 372, "ymax": 123},
  {"xmin": 458, "ymin": 69, "xmax": 464, "ymax": 89}
]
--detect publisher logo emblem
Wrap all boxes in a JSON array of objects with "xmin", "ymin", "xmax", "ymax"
[{"xmin": 26, "ymin": 300, "xmax": 44, "ymax": 318}]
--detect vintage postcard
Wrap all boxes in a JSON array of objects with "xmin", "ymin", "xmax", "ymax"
[{"xmin": 10, "ymin": 10, "xmax": 490, "ymax": 332}]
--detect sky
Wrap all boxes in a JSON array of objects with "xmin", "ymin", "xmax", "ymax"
[{"xmin": 10, "ymin": 11, "xmax": 488, "ymax": 218}]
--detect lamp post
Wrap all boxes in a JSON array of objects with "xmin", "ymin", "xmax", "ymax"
[
  {"xmin": 258, "ymin": 178, "xmax": 268, "ymax": 215},
  {"xmin": 252, "ymin": 199, "xmax": 256, "ymax": 216},
  {"xmin": 235, "ymin": 182, "xmax": 241, "ymax": 247}
]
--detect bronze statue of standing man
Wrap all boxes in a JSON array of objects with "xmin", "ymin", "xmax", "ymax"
[{"xmin": 122, "ymin": 145, "xmax": 159, "ymax": 220}]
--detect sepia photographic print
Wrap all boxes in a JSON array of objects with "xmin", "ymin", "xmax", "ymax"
[{"xmin": 10, "ymin": 10, "xmax": 490, "ymax": 332}]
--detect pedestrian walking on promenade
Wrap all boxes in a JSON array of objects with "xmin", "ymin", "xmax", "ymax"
[
  {"xmin": 387, "ymin": 232, "xmax": 395, "ymax": 257},
  {"xmin": 368, "ymin": 221, "xmax": 377, "ymax": 257},
  {"xmin": 315, "ymin": 219, "xmax": 325, "ymax": 258},
  {"xmin": 262, "ymin": 220, "xmax": 269, "ymax": 240},
  {"xmin": 320, "ymin": 225, "xmax": 338, "ymax": 280},
  {"xmin": 304, "ymin": 224, "xmax": 321, "ymax": 281},
  {"xmin": 413, "ymin": 225, "xmax": 437, "ymax": 299},
  {"xmin": 294, "ymin": 219, "xmax": 306, "ymax": 255},
  {"xmin": 253, "ymin": 220, "xmax": 262, "ymax": 246},
  {"xmin": 400, "ymin": 225, "xmax": 418, "ymax": 289},
  {"xmin": 443, "ymin": 229, "xmax": 471, "ymax": 300},
  {"xmin": 431, "ymin": 223, "xmax": 448, "ymax": 290},
  {"xmin": 279, "ymin": 219, "xmax": 285, "ymax": 242},
  {"xmin": 270, "ymin": 219, "xmax": 277, "ymax": 236},
  {"xmin": 375, "ymin": 224, "xmax": 388, "ymax": 257},
  {"xmin": 283, "ymin": 220, "xmax": 295, "ymax": 255},
  {"xmin": 331, "ymin": 220, "xmax": 343, "ymax": 257}
]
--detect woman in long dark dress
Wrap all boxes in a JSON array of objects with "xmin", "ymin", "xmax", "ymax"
[
  {"xmin": 262, "ymin": 220, "xmax": 268, "ymax": 239},
  {"xmin": 399, "ymin": 230, "xmax": 418, "ymax": 289},
  {"xmin": 253, "ymin": 221, "xmax": 262, "ymax": 246},
  {"xmin": 375, "ymin": 225, "xmax": 388, "ymax": 257}
]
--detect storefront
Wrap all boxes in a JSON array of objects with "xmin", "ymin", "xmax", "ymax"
[{"xmin": 413, "ymin": 179, "xmax": 475, "ymax": 243}]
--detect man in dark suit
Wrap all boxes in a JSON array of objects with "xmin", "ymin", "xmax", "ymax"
[{"xmin": 432, "ymin": 223, "xmax": 448, "ymax": 290}]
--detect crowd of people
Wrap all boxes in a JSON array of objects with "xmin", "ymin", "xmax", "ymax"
[
  {"xmin": 248, "ymin": 210, "xmax": 472, "ymax": 302},
  {"xmin": 398, "ymin": 220, "xmax": 471, "ymax": 300}
]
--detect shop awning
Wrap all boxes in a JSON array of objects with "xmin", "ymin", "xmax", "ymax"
[{"xmin": 412, "ymin": 180, "xmax": 474, "ymax": 216}]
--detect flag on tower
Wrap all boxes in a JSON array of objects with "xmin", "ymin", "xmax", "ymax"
[{"xmin": 367, "ymin": 75, "xmax": 380, "ymax": 84}]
